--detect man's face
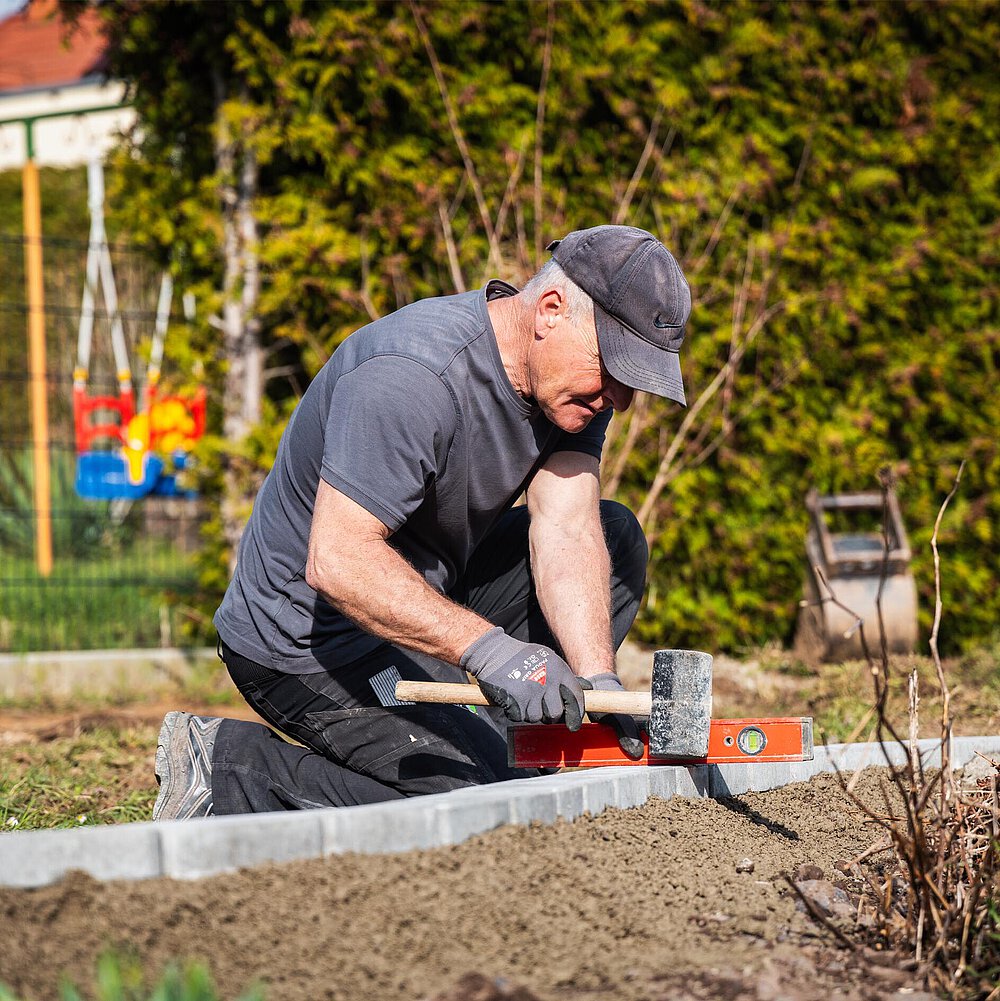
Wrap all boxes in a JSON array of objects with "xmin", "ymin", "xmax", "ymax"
[{"xmin": 528, "ymin": 290, "xmax": 635, "ymax": 433}]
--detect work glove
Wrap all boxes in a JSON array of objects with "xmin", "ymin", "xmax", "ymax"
[
  {"xmin": 460, "ymin": 627, "xmax": 586, "ymax": 730},
  {"xmin": 580, "ymin": 673, "xmax": 645, "ymax": 760}
]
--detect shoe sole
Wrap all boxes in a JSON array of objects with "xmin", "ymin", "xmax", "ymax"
[
  {"xmin": 152, "ymin": 711, "xmax": 213, "ymax": 822},
  {"xmin": 152, "ymin": 711, "xmax": 186, "ymax": 821}
]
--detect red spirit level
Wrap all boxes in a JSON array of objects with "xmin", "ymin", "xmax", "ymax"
[{"xmin": 508, "ymin": 718, "xmax": 814, "ymax": 769}]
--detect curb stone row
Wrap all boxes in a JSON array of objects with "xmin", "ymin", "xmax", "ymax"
[{"xmin": 2, "ymin": 735, "xmax": 998, "ymax": 889}]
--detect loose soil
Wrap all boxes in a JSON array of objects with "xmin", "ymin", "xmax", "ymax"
[{"xmin": 1, "ymin": 771, "xmax": 929, "ymax": 1001}]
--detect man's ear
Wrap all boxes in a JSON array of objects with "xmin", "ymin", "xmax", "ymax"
[{"xmin": 534, "ymin": 287, "xmax": 565, "ymax": 338}]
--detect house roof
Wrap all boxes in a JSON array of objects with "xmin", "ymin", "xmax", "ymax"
[{"xmin": 0, "ymin": 0, "xmax": 108, "ymax": 95}]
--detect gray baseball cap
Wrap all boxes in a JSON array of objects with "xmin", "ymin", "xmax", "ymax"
[{"xmin": 547, "ymin": 225, "xmax": 691, "ymax": 405}]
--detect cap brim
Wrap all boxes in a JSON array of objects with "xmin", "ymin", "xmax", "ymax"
[{"xmin": 595, "ymin": 303, "xmax": 687, "ymax": 405}]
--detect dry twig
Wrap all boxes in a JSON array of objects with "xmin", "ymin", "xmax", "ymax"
[
  {"xmin": 409, "ymin": 1, "xmax": 495, "ymax": 248},
  {"xmin": 533, "ymin": 0, "xmax": 554, "ymax": 267}
]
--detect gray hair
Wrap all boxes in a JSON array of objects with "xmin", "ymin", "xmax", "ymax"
[{"xmin": 520, "ymin": 260, "xmax": 595, "ymax": 330}]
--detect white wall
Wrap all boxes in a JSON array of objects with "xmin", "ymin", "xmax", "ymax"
[{"xmin": 0, "ymin": 78, "xmax": 135, "ymax": 170}]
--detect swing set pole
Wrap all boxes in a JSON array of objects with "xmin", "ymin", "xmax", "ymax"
[
  {"xmin": 0, "ymin": 102, "xmax": 133, "ymax": 577},
  {"xmin": 22, "ymin": 124, "xmax": 53, "ymax": 578}
]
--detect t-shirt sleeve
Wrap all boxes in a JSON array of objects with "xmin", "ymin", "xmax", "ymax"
[
  {"xmin": 551, "ymin": 407, "xmax": 613, "ymax": 461},
  {"xmin": 320, "ymin": 356, "xmax": 457, "ymax": 531}
]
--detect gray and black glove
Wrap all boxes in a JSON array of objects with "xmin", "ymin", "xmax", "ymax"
[
  {"xmin": 460, "ymin": 627, "xmax": 585, "ymax": 730},
  {"xmin": 580, "ymin": 673, "xmax": 645, "ymax": 760}
]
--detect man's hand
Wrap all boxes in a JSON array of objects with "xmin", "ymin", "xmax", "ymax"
[
  {"xmin": 460, "ymin": 627, "xmax": 586, "ymax": 729},
  {"xmin": 580, "ymin": 673, "xmax": 645, "ymax": 760}
]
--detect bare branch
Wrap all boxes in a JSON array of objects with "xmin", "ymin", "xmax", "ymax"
[
  {"xmin": 687, "ymin": 183, "xmax": 744, "ymax": 276},
  {"xmin": 635, "ymin": 125, "xmax": 677, "ymax": 223},
  {"xmin": 929, "ymin": 460, "xmax": 966, "ymax": 802},
  {"xmin": 409, "ymin": 1, "xmax": 495, "ymax": 245},
  {"xmin": 636, "ymin": 297, "xmax": 786, "ymax": 529},
  {"xmin": 485, "ymin": 135, "xmax": 530, "ymax": 280},
  {"xmin": 437, "ymin": 197, "xmax": 466, "ymax": 293},
  {"xmin": 613, "ymin": 106, "xmax": 664, "ymax": 226},
  {"xmin": 358, "ymin": 234, "xmax": 380, "ymax": 322},
  {"xmin": 533, "ymin": 0, "xmax": 555, "ymax": 267},
  {"xmin": 812, "ymin": 564, "xmax": 875, "ymax": 667}
]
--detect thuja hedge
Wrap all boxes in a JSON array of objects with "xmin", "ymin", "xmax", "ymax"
[{"xmin": 97, "ymin": 1, "xmax": 999, "ymax": 653}]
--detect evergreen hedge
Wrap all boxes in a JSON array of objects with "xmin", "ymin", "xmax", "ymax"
[{"xmin": 93, "ymin": 0, "xmax": 999, "ymax": 653}]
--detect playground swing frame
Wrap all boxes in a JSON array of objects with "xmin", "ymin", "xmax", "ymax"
[{"xmin": 72, "ymin": 157, "xmax": 205, "ymax": 502}]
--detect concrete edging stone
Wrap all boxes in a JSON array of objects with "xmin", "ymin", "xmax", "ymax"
[
  {"xmin": 0, "ymin": 648, "xmax": 219, "ymax": 701},
  {"xmin": 2, "ymin": 735, "xmax": 998, "ymax": 889}
]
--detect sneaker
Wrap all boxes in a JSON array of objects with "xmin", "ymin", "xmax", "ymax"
[{"xmin": 152, "ymin": 711, "xmax": 222, "ymax": 821}]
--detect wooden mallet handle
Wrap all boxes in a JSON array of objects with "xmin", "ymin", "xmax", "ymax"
[{"xmin": 394, "ymin": 680, "xmax": 652, "ymax": 716}]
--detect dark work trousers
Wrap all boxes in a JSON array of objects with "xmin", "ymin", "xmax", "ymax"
[{"xmin": 212, "ymin": 500, "xmax": 648, "ymax": 814}]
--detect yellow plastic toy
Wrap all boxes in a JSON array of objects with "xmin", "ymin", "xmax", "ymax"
[{"xmin": 121, "ymin": 399, "xmax": 201, "ymax": 485}]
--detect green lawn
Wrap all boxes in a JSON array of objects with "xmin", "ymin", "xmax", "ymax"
[
  {"xmin": 1, "ymin": 445, "xmax": 207, "ymax": 652},
  {"xmin": 0, "ymin": 726, "xmax": 159, "ymax": 831},
  {"xmin": 0, "ymin": 545, "xmax": 201, "ymax": 652}
]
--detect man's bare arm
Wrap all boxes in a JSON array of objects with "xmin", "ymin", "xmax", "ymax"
[
  {"xmin": 526, "ymin": 450, "xmax": 616, "ymax": 679},
  {"xmin": 305, "ymin": 479, "xmax": 490, "ymax": 664}
]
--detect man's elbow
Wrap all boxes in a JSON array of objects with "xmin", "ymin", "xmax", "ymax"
[{"xmin": 305, "ymin": 545, "xmax": 346, "ymax": 599}]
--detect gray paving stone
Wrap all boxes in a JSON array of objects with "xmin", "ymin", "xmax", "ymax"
[
  {"xmin": 834, "ymin": 739, "xmax": 933, "ymax": 774},
  {"xmin": 0, "ymin": 822, "xmax": 162, "ymax": 888},
  {"xmin": 610, "ymin": 768, "xmax": 652, "ymax": 809},
  {"xmin": 674, "ymin": 765, "xmax": 711, "ymax": 798},
  {"xmin": 827, "ymin": 740, "xmax": 893, "ymax": 773},
  {"xmin": 578, "ymin": 772, "xmax": 624, "ymax": 815},
  {"xmin": 321, "ymin": 797, "xmax": 445, "ymax": 854},
  {"xmin": 789, "ymin": 758, "xmax": 828, "ymax": 782},
  {"xmin": 709, "ymin": 762, "xmax": 783, "ymax": 796},
  {"xmin": 490, "ymin": 775, "xmax": 573, "ymax": 824},
  {"xmin": 808, "ymin": 744, "xmax": 837, "ymax": 776},
  {"xmin": 159, "ymin": 810, "xmax": 322, "ymax": 879},
  {"xmin": 950, "ymin": 735, "xmax": 1000, "ymax": 769},
  {"xmin": 502, "ymin": 780, "xmax": 563, "ymax": 825},
  {"xmin": 646, "ymin": 766, "xmax": 678, "ymax": 800},
  {"xmin": 531, "ymin": 774, "xmax": 590, "ymax": 819},
  {"xmin": 8, "ymin": 736, "xmax": 999, "ymax": 888},
  {"xmin": 434, "ymin": 790, "xmax": 513, "ymax": 844}
]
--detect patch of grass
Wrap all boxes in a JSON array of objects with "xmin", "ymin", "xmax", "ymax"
[
  {"xmin": 1, "ymin": 446, "xmax": 205, "ymax": 652},
  {"xmin": 726, "ymin": 646, "xmax": 1000, "ymax": 745},
  {"xmin": 0, "ymin": 726, "xmax": 159, "ymax": 831},
  {"xmin": 0, "ymin": 543, "xmax": 199, "ymax": 653},
  {"xmin": 174, "ymin": 657, "xmax": 243, "ymax": 707},
  {"xmin": 0, "ymin": 950, "xmax": 265, "ymax": 1001}
]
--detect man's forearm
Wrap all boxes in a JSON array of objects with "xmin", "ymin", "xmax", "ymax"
[
  {"xmin": 529, "ymin": 518, "xmax": 616, "ymax": 678},
  {"xmin": 308, "ymin": 539, "xmax": 490, "ymax": 666}
]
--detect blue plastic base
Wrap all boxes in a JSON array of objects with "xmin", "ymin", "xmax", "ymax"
[{"xmin": 75, "ymin": 451, "xmax": 196, "ymax": 501}]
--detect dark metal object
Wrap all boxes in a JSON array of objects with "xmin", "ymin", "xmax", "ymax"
[{"xmin": 648, "ymin": 649, "xmax": 713, "ymax": 757}]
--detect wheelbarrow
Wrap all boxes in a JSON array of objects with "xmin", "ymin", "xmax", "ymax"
[{"xmin": 795, "ymin": 488, "xmax": 918, "ymax": 661}]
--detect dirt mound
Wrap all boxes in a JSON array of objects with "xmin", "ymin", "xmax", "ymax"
[{"xmin": 0, "ymin": 771, "xmax": 920, "ymax": 1001}]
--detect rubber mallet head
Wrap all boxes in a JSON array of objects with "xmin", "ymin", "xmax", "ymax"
[{"xmin": 648, "ymin": 649, "xmax": 714, "ymax": 758}]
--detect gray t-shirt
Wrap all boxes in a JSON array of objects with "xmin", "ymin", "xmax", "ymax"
[{"xmin": 214, "ymin": 281, "xmax": 612, "ymax": 674}]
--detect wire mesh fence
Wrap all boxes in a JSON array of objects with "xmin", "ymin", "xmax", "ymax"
[{"xmin": 0, "ymin": 233, "xmax": 206, "ymax": 652}]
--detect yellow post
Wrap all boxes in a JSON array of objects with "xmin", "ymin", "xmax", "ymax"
[{"xmin": 22, "ymin": 154, "xmax": 53, "ymax": 577}]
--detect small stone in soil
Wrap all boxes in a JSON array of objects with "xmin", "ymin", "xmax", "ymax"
[
  {"xmin": 794, "ymin": 862, "xmax": 825, "ymax": 881},
  {"xmin": 736, "ymin": 857, "xmax": 755, "ymax": 873},
  {"xmin": 794, "ymin": 879, "xmax": 856, "ymax": 920}
]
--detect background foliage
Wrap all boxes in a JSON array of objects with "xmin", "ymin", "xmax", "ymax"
[{"xmin": 83, "ymin": 0, "xmax": 999, "ymax": 654}]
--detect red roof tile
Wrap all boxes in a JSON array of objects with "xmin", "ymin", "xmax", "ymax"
[{"xmin": 0, "ymin": 0, "xmax": 108, "ymax": 94}]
